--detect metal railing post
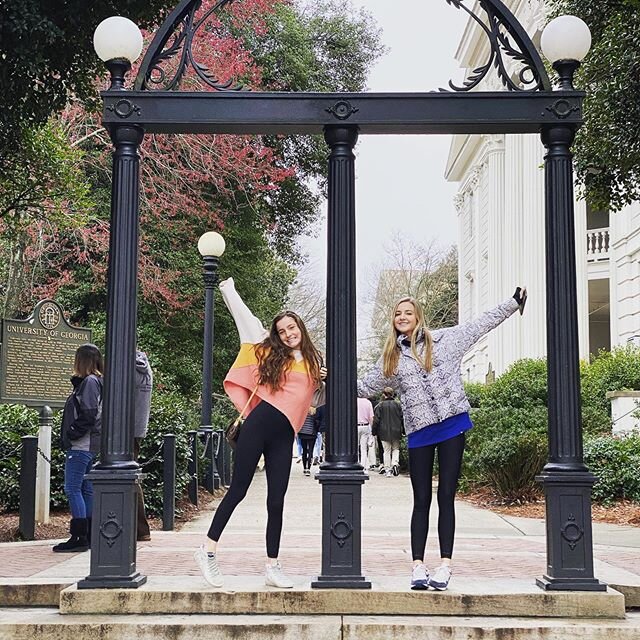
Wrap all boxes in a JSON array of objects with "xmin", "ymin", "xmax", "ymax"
[
  {"xmin": 19, "ymin": 436, "xmax": 38, "ymax": 540},
  {"xmin": 162, "ymin": 434, "xmax": 176, "ymax": 531},
  {"xmin": 187, "ymin": 430, "xmax": 198, "ymax": 506}
]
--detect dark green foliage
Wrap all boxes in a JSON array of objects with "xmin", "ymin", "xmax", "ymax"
[
  {"xmin": 464, "ymin": 382, "xmax": 488, "ymax": 409},
  {"xmin": 0, "ymin": 0, "xmax": 175, "ymax": 155},
  {"xmin": 0, "ymin": 405, "xmax": 39, "ymax": 511},
  {"xmin": 584, "ymin": 434, "xmax": 640, "ymax": 504},
  {"xmin": 548, "ymin": 0, "xmax": 640, "ymax": 211},
  {"xmin": 482, "ymin": 359, "xmax": 548, "ymax": 409},
  {"xmin": 581, "ymin": 346, "xmax": 640, "ymax": 415},
  {"xmin": 138, "ymin": 391, "xmax": 200, "ymax": 517},
  {"xmin": 463, "ymin": 406, "xmax": 548, "ymax": 503},
  {"xmin": 472, "ymin": 429, "xmax": 547, "ymax": 503}
]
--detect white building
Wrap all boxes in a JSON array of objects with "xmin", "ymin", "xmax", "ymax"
[{"xmin": 445, "ymin": 0, "xmax": 640, "ymax": 382}]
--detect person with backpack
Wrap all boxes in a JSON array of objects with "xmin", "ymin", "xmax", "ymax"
[{"xmin": 53, "ymin": 343, "xmax": 103, "ymax": 553}]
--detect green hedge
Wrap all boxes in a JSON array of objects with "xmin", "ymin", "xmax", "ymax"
[
  {"xmin": 0, "ymin": 390, "xmax": 200, "ymax": 516},
  {"xmin": 584, "ymin": 434, "xmax": 640, "ymax": 504}
]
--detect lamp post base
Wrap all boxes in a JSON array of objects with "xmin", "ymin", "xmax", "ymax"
[
  {"xmin": 536, "ymin": 575, "xmax": 606, "ymax": 592},
  {"xmin": 536, "ymin": 470, "xmax": 606, "ymax": 592},
  {"xmin": 312, "ymin": 468, "xmax": 370, "ymax": 589},
  {"xmin": 78, "ymin": 469, "xmax": 146, "ymax": 590}
]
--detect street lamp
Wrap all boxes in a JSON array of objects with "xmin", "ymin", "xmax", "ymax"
[
  {"xmin": 541, "ymin": 15, "xmax": 591, "ymax": 90},
  {"xmin": 198, "ymin": 232, "xmax": 226, "ymax": 491},
  {"xmin": 78, "ymin": 16, "xmax": 146, "ymax": 590},
  {"xmin": 93, "ymin": 17, "xmax": 143, "ymax": 90},
  {"xmin": 536, "ymin": 17, "xmax": 603, "ymax": 591}
]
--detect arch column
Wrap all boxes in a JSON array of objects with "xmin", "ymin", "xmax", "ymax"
[
  {"xmin": 78, "ymin": 124, "xmax": 146, "ymax": 590},
  {"xmin": 536, "ymin": 124, "xmax": 605, "ymax": 591},
  {"xmin": 312, "ymin": 125, "xmax": 370, "ymax": 589}
]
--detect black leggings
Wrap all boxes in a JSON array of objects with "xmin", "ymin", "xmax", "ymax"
[
  {"xmin": 299, "ymin": 435, "xmax": 315, "ymax": 470},
  {"xmin": 409, "ymin": 432, "xmax": 465, "ymax": 561},
  {"xmin": 207, "ymin": 400, "xmax": 294, "ymax": 558}
]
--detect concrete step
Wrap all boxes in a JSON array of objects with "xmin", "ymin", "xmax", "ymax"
[
  {"xmin": 60, "ymin": 576, "xmax": 626, "ymax": 619},
  {"xmin": 0, "ymin": 580, "xmax": 72, "ymax": 606},
  {"xmin": 2, "ymin": 609, "xmax": 640, "ymax": 640}
]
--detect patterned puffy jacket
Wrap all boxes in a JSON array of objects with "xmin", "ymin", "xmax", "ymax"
[{"xmin": 358, "ymin": 298, "xmax": 519, "ymax": 435}]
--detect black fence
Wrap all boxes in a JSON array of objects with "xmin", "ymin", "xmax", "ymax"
[{"xmin": 17, "ymin": 431, "xmax": 232, "ymax": 539}]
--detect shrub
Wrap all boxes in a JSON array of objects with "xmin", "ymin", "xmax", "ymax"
[
  {"xmin": 483, "ymin": 359, "xmax": 548, "ymax": 409},
  {"xmin": 473, "ymin": 429, "xmax": 547, "ymax": 503},
  {"xmin": 463, "ymin": 406, "xmax": 548, "ymax": 502},
  {"xmin": 582, "ymin": 345, "xmax": 640, "ymax": 415},
  {"xmin": 0, "ymin": 405, "xmax": 39, "ymax": 512},
  {"xmin": 584, "ymin": 434, "xmax": 640, "ymax": 504},
  {"xmin": 138, "ymin": 390, "xmax": 200, "ymax": 517},
  {"xmin": 464, "ymin": 382, "xmax": 488, "ymax": 408}
]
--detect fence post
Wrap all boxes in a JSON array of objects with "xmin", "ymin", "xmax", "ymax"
[
  {"xmin": 162, "ymin": 434, "xmax": 176, "ymax": 531},
  {"xmin": 221, "ymin": 432, "xmax": 232, "ymax": 486},
  {"xmin": 187, "ymin": 430, "xmax": 198, "ymax": 506},
  {"xmin": 35, "ymin": 406, "xmax": 53, "ymax": 524},
  {"xmin": 19, "ymin": 435, "xmax": 38, "ymax": 540}
]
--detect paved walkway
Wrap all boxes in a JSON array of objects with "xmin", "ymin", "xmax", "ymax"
[{"xmin": 1, "ymin": 461, "xmax": 639, "ymax": 589}]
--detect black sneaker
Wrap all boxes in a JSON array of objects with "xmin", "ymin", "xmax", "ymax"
[{"xmin": 392, "ymin": 464, "xmax": 400, "ymax": 476}]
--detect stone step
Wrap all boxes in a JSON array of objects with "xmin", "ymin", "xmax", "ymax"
[
  {"xmin": 60, "ymin": 576, "xmax": 626, "ymax": 619},
  {"xmin": 2, "ymin": 609, "xmax": 640, "ymax": 640},
  {"xmin": 0, "ymin": 580, "xmax": 72, "ymax": 607}
]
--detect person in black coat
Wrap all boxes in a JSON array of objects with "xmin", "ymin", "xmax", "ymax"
[{"xmin": 372, "ymin": 387, "xmax": 404, "ymax": 477}]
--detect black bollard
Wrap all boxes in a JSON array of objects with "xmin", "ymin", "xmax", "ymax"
[
  {"xmin": 19, "ymin": 436, "xmax": 38, "ymax": 540},
  {"xmin": 187, "ymin": 430, "xmax": 199, "ymax": 506},
  {"xmin": 162, "ymin": 434, "xmax": 176, "ymax": 531}
]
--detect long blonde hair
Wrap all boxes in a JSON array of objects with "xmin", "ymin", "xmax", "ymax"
[{"xmin": 381, "ymin": 297, "xmax": 433, "ymax": 378}]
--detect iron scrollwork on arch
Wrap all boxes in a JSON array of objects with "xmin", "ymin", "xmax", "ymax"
[
  {"xmin": 134, "ymin": 0, "xmax": 244, "ymax": 91},
  {"xmin": 443, "ymin": 0, "xmax": 551, "ymax": 92}
]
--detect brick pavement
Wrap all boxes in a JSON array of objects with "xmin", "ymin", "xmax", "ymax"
[{"xmin": 0, "ymin": 463, "xmax": 638, "ymax": 585}]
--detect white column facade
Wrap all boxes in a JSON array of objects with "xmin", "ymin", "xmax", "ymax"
[{"xmin": 446, "ymin": 0, "xmax": 590, "ymax": 381}]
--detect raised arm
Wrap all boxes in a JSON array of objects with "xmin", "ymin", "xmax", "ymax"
[
  {"xmin": 446, "ymin": 295, "xmax": 520, "ymax": 356},
  {"xmin": 219, "ymin": 277, "xmax": 269, "ymax": 344}
]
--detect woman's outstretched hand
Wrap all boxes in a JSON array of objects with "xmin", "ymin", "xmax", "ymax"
[
  {"xmin": 513, "ymin": 286, "xmax": 528, "ymax": 315},
  {"xmin": 320, "ymin": 366, "xmax": 327, "ymax": 380}
]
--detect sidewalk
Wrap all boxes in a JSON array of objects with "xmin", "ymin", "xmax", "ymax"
[{"xmin": 1, "ymin": 461, "xmax": 639, "ymax": 595}]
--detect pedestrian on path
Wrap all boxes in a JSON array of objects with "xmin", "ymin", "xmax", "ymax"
[
  {"xmin": 134, "ymin": 349, "xmax": 153, "ymax": 542},
  {"xmin": 298, "ymin": 383, "xmax": 326, "ymax": 475},
  {"xmin": 357, "ymin": 396, "xmax": 375, "ymax": 469},
  {"xmin": 373, "ymin": 387, "xmax": 404, "ymax": 477},
  {"xmin": 194, "ymin": 277, "xmax": 325, "ymax": 589},
  {"xmin": 358, "ymin": 287, "xmax": 527, "ymax": 591},
  {"xmin": 53, "ymin": 344, "xmax": 103, "ymax": 553}
]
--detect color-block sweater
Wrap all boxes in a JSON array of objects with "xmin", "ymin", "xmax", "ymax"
[{"xmin": 220, "ymin": 278, "xmax": 316, "ymax": 434}]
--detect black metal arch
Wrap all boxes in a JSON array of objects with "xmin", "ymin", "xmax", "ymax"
[{"xmin": 135, "ymin": 0, "xmax": 552, "ymax": 92}]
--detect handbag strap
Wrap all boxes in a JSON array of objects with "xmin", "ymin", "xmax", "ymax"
[{"xmin": 236, "ymin": 386, "xmax": 259, "ymax": 423}]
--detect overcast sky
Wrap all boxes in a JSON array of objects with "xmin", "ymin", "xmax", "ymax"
[{"xmin": 296, "ymin": 0, "xmax": 468, "ymax": 336}]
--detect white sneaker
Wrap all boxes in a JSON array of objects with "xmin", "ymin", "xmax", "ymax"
[
  {"xmin": 194, "ymin": 545, "xmax": 223, "ymax": 587},
  {"xmin": 265, "ymin": 561, "xmax": 294, "ymax": 588},
  {"xmin": 410, "ymin": 563, "xmax": 429, "ymax": 590},
  {"xmin": 385, "ymin": 470, "xmax": 393, "ymax": 477},
  {"xmin": 429, "ymin": 564, "xmax": 452, "ymax": 591}
]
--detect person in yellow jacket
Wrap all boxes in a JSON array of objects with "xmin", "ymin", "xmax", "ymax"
[{"xmin": 194, "ymin": 278, "xmax": 325, "ymax": 589}]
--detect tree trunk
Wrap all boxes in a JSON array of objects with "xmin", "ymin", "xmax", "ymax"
[{"xmin": 2, "ymin": 231, "xmax": 28, "ymax": 319}]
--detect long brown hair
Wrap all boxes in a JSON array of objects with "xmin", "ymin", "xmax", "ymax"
[
  {"xmin": 73, "ymin": 343, "xmax": 103, "ymax": 378},
  {"xmin": 255, "ymin": 310, "xmax": 323, "ymax": 392},
  {"xmin": 381, "ymin": 297, "xmax": 433, "ymax": 378}
]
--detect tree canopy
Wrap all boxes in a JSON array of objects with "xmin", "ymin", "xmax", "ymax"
[{"xmin": 549, "ymin": 0, "xmax": 640, "ymax": 211}]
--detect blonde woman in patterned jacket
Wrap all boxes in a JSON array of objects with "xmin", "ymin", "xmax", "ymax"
[{"xmin": 358, "ymin": 288, "xmax": 527, "ymax": 591}]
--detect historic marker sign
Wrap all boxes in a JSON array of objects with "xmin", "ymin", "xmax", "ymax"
[{"xmin": 0, "ymin": 300, "xmax": 92, "ymax": 407}]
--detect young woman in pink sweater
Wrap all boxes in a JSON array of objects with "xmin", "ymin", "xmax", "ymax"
[{"xmin": 194, "ymin": 278, "xmax": 325, "ymax": 589}]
